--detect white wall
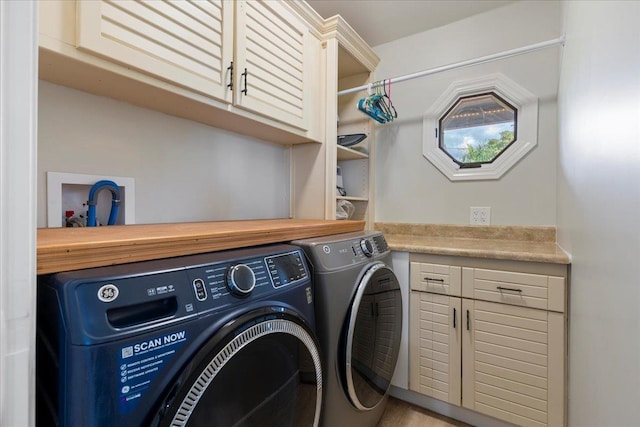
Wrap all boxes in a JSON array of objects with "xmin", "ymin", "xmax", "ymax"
[
  {"xmin": 0, "ymin": 1, "xmax": 38, "ymax": 425},
  {"xmin": 38, "ymin": 81, "xmax": 291, "ymax": 227},
  {"xmin": 556, "ymin": 1, "xmax": 640, "ymax": 425},
  {"xmin": 373, "ymin": 1, "xmax": 561, "ymax": 226}
]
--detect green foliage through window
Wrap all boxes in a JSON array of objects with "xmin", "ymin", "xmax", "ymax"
[{"xmin": 463, "ymin": 130, "xmax": 515, "ymax": 163}]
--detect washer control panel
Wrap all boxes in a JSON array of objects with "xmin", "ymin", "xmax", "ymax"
[{"xmin": 186, "ymin": 248, "xmax": 309, "ymax": 312}]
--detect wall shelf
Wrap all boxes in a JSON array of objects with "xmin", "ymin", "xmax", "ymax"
[
  {"xmin": 290, "ymin": 15, "xmax": 379, "ymax": 228},
  {"xmin": 337, "ymin": 145, "xmax": 369, "ymax": 160},
  {"xmin": 337, "ymin": 195, "xmax": 369, "ymax": 202}
]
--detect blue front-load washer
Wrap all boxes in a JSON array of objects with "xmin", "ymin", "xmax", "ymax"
[{"xmin": 36, "ymin": 244, "xmax": 322, "ymax": 427}]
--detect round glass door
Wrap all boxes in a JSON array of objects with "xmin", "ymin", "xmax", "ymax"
[
  {"xmin": 345, "ymin": 263, "xmax": 402, "ymax": 410},
  {"xmin": 156, "ymin": 313, "xmax": 322, "ymax": 426}
]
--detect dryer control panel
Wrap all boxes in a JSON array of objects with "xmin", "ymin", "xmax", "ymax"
[{"xmin": 306, "ymin": 232, "xmax": 389, "ymax": 270}]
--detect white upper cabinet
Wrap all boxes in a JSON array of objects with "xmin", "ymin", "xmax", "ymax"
[
  {"xmin": 41, "ymin": 0, "xmax": 322, "ymax": 144},
  {"xmin": 77, "ymin": 0, "xmax": 234, "ymax": 102},
  {"xmin": 234, "ymin": 0, "xmax": 309, "ymax": 130}
]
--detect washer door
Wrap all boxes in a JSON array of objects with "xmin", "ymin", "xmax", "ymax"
[
  {"xmin": 344, "ymin": 263, "xmax": 402, "ymax": 410},
  {"xmin": 154, "ymin": 309, "xmax": 322, "ymax": 427}
]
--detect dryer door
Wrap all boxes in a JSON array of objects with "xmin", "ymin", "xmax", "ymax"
[
  {"xmin": 153, "ymin": 308, "xmax": 322, "ymax": 427},
  {"xmin": 344, "ymin": 263, "xmax": 402, "ymax": 410}
]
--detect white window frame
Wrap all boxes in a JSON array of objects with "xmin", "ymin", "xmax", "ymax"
[{"xmin": 423, "ymin": 74, "xmax": 538, "ymax": 181}]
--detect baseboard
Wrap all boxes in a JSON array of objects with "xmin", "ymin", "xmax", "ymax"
[{"xmin": 389, "ymin": 386, "xmax": 517, "ymax": 427}]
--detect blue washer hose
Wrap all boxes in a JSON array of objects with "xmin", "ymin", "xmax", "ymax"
[{"xmin": 86, "ymin": 180, "xmax": 120, "ymax": 227}]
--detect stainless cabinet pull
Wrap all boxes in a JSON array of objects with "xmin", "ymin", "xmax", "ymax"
[
  {"xmin": 496, "ymin": 286, "xmax": 523, "ymax": 293},
  {"xmin": 241, "ymin": 68, "xmax": 248, "ymax": 95},
  {"xmin": 423, "ymin": 277, "xmax": 444, "ymax": 283},
  {"xmin": 227, "ymin": 62, "xmax": 233, "ymax": 90},
  {"xmin": 453, "ymin": 308, "xmax": 457, "ymax": 329}
]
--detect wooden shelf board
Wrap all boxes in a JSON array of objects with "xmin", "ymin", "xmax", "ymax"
[
  {"xmin": 337, "ymin": 196, "xmax": 368, "ymax": 202},
  {"xmin": 337, "ymin": 145, "xmax": 369, "ymax": 160},
  {"xmin": 37, "ymin": 219, "xmax": 365, "ymax": 274}
]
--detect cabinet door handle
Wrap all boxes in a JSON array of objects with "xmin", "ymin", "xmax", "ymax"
[
  {"xmin": 453, "ymin": 308, "xmax": 457, "ymax": 329},
  {"xmin": 227, "ymin": 62, "xmax": 233, "ymax": 91},
  {"xmin": 241, "ymin": 68, "xmax": 248, "ymax": 95},
  {"xmin": 423, "ymin": 277, "xmax": 444, "ymax": 283},
  {"xmin": 496, "ymin": 286, "xmax": 523, "ymax": 293},
  {"xmin": 466, "ymin": 309, "xmax": 470, "ymax": 331}
]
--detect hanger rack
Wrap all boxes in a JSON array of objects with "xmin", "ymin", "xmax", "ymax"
[{"xmin": 337, "ymin": 36, "xmax": 565, "ymax": 97}]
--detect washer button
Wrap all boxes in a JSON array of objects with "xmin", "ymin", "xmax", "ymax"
[
  {"xmin": 227, "ymin": 264, "xmax": 256, "ymax": 296},
  {"xmin": 193, "ymin": 279, "xmax": 207, "ymax": 301}
]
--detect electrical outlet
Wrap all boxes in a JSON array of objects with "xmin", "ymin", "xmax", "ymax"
[{"xmin": 470, "ymin": 207, "xmax": 491, "ymax": 225}]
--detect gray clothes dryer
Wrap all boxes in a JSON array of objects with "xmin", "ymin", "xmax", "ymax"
[{"xmin": 293, "ymin": 231, "xmax": 402, "ymax": 427}]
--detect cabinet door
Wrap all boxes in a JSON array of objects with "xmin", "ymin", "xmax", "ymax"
[
  {"xmin": 77, "ymin": 0, "xmax": 233, "ymax": 101},
  {"xmin": 462, "ymin": 299, "xmax": 565, "ymax": 427},
  {"xmin": 234, "ymin": 0, "xmax": 309, "ymax": 130},
  {"xmin": 409, "ymin": 291, "xmax": 461, "ymax": 405}
]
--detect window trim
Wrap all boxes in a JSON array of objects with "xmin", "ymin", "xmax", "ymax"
[{"xmin": 423, "ymin": 74, "xmax": 538, "ymax": 181}]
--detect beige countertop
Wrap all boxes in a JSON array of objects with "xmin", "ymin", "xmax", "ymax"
[{"xmin": 375, "ymin": 223, "xmax": 571, "ymax": 264}]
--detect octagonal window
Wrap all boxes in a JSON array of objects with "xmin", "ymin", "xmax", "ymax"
[
  {"xmin": 439, "ymin": 92, "xmax": 517, "ymax": 166},
  {"xmin": 423, "ymin": 74, "xmax": 538, "ymax": 181}
]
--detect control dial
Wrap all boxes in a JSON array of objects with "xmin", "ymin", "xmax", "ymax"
[
  {"xmin": 360, "ymin": 239, "xmax": 374, "ymax": 258},
  {"xmin": 226, "ymin": 264, "xmax": 256, "ymax": 296}
]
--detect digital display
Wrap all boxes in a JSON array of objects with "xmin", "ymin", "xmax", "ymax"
[
  {"xmin": 265, "ymin": 252, "xmax": 307, "ymax": 288},
  {"xmin": 278, "ymin": 254, "xmax": 302, "ymax": 277}
]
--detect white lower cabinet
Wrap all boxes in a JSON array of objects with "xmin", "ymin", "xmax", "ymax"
[{"xmin": 409, "ymin": 259, "xmax": 567, "ymax": 427}]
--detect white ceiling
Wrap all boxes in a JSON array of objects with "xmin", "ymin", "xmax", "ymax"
[{"xmin": 306, "ymin": 0, "xmax": 516, "ymax": 47}]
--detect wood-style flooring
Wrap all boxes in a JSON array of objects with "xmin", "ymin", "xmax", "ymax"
[{"xmin": 377, "ymin": 397, "xmax": 473, "ymax": 427}]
